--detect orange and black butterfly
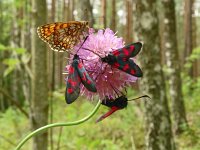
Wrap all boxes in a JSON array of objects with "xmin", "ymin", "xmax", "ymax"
[{"xmin": 37, "ymin": 21, "xmax": 89, "ymax": 52}]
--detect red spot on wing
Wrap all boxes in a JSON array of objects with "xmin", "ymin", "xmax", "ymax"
[
  {"xmin": 81, "ymin": 72, "xmax": 87, "ymax": 81},
  {"xmin": 87, "ymin": 80, "xmax": 91, "ymax": 84},
  {"xmin": 130, "ymin": 45, "xmax": 135, "ymax": 52},
  {"xmin": 71, "ymin": 81, "xmax": 77, "ymax": 87},
  {"xmin": 69, "ymin": 66, "xmax": 74, "ymax": 73},
  {"xmin": 68, "ymin": 88, "xmax": 73, "ymax": 94},
  {"xmin": 123, "ymin": 48, "xmax": 129, "ymax": 56},
  {"xmin": 113, "ymin": 62, "xmax": 120, "ymax": 68},
  {"xmin": 112, "ymin": 50, "xmax": 120, "ymax": 56},
  {"xmin": 68, "ymin": 79, "xmax": 72, "ymax": 83},
  {"xmin": 130, "ymin": 69, "xmax": 135, "ymax": 75},
  {"xmin": 123, "ymin": 64, "xmax": 129, "ymax": 71},
  {"xmin": 68, "ymin": 78, "xmax": 79, "ymax": 87},
  {"xmin": 78, "ymin": 62, "xmax": 83, "ymax": 69}
]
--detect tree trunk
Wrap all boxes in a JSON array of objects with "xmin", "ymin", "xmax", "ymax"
[
  {"xmin": 192, "ymin": 0, "xmax": 200, "ymax": 77},
  {"xmin": 31, "ymin": 0, "xmax": 48, "ymax": 150},
  {"xmin": 184, "ymin": 0, "xmax": 193, "ymax": 76},
  {"xmin": 102, "ymin": 0, "xmax": 107, "ymax": 28},
  {"xmin": 161, "ymin": 0, "xmax": 188, "ymax": 134},
  {"xmin": 126, "ymin": 0, "xmax": 133, "ymax": 43},
  {"xmin": 78, "ymin": 0, "xmax": 95, "ymax": 26},
  {"xmin": 110, "ymin": 0, "xmax": 116, "ymax": 31},
  {"xmin": 134, "ymin": 0, "xmax": 175, "ymax": 149}
]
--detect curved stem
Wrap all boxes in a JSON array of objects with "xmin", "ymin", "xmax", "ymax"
[{"xmin": 15, "ymin": 100, "xmax": 101, "ymax": 150}]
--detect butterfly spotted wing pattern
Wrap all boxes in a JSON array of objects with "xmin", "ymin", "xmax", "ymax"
[
  {"xmin": 37, "ymin": 21, "xmax": 89, "ymax": 52},
  {"xmin": 101, "ymin": 42, "xmax": 143, "ymax": 77},
  {"xmin": 96, "ymin": 95, "xmax": 128, "ymax": 122},
  {"xmin": 65, "ymin": 54, "xmax": 97, "ymax": 104}
]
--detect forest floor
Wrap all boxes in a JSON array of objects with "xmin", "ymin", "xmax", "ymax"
[{"xmin": 0, "ymin": 87, "xmax": 200, "ymax": 150}]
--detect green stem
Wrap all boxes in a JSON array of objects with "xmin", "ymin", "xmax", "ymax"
[{"xmin": 15, "ymin": 100, "xmax": 101, "ymax": 150}]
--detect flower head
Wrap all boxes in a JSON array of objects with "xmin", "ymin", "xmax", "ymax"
[{"xmin": 67, "ymin": 28, "xmax": 138, "ymax": 100}]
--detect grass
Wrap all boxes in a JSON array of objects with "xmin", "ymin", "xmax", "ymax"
[{"xmin": 0, "ymin": 86, "xmax": 200, "ymax": 150}]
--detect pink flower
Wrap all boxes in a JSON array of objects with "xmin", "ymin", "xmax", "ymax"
[{"xmin": 67, "ymin": 28, "xmax": 138, "ymax": 100}]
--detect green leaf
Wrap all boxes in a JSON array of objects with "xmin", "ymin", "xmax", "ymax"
[
  {"xmin": 3, "ymin": 58, "xmax": 19, "ymax": 66},
  {"xmin": 3, "ymin": 66, "xmax": 15, "ymax": 77},
  {"xmin": 0, "ymin": 44, "xmax": 7, "ymax": 51},
  {"xmin": 15, "ymin": 48, "xmax": 26, "ymax": 54}
]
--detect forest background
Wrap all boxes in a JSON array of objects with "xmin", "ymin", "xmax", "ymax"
[{"xmin": 0, "ymin": 0, "xmax": 200, "ymax": 150}]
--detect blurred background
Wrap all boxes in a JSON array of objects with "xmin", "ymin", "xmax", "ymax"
[{"xmin": 0, "ymin": 0, "xmax": 200, "ymax": 150}]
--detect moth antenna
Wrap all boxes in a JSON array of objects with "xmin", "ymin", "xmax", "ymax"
[
  {"xmin": 124, "ymin": 87, "xmax": 127, "ymax": 95},
  {"xmin": 82, "ymin": 47, "xmax": 102, "ymax": 58},
  {"xmin": 80, "ymin": 57, "xmax": 89, "ymax": 62},
  {"xmin": 94, "ymin": 62, "xmax": 106, "ymax": 80},
  {"xmin": 114, "ymin": 31, "xmax": 118, "ymax": 36},
  {"xmin": 109, "ymin": 81, "xmax": 125, "ymax": 96},
  {"xmin": 128, "ymin": 95, "xmax": 151, "ymax": 101},
  {"xmin": 76, "ymin": 36, "xmax": 89, "ymax": 53},
  {"xmin": 109, "ymin": 82, "xmax": 121, "ymax": 97}
]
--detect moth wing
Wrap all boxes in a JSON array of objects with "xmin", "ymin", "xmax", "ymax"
[
  {"xmin": 65, "ymin": 64, "xmax": 81, "ymax": 104},
  {"xmin": 111, "ymin": 42, "xmax": 143, "ymax": 60},
  {"xmin": 76, "ymin": 61, "xmax": 97, "ymax": 92},
  {"xmin": 112, "ymin": 59, "xmax": 143, "ymax": 77},
  {"xmin": 96, "ymin": 106, "xmax": 119, "ymax": 123}
]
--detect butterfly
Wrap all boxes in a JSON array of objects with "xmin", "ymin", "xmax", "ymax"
[
  {"xmin": 83, "ymin": 42, "xmax": 143, "ymax": 77},
  {"xmin": 65, "ymin": 54, "xmax": 97, "ymax": 104},
  {"xmin": 37, "ymin": 21, "xmax": 89, "ymax": 52},
  {"xmin": 96, "ymin": 94, "xmax": 150, "ymax": 122}
]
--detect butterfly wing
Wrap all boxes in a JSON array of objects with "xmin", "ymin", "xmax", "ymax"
[
  {"xmin": 112, "ymin": 59, "xmax": 143, "ymax": 77},
  {"xmin": 76, "ymin": 61, "xmax": 97, "ymax": 92},
  {"xmin": 112, "ymin": 42, "xmax": 143, "ymax": 60},
  {"xmin": 37, "ymin": 21, "xmax": 89, "ymax": 52},
  {"xmin": 65, "ymin": 61, "xmax": 81, "ymax": 104}
]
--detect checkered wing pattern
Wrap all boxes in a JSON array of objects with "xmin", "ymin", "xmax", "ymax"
[{"xmin": 37, "ymin": 21, "xmax": 89, "ymax": 52}]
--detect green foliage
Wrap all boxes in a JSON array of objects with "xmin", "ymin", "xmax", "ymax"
[
  {"xmin": 2, "ymin": 58, "xmax": 20, "ymax": 77},
  {"xmin": 185, "ymin": 47, "xmax": 200, "ymax": 70},
  {"xmin": 1, "ymin": 85, "xmax": 200, "ymax": 150},
  {"xmin": 0, "ymin": 43, "xmax": 30, "ymax": 77}
]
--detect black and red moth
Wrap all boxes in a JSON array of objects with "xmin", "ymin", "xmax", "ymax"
[
  {"xmin": 101, "ymin": 42, "xmax": 143, "ymax": 77},
  {"xmin": 65, "ymin": 54, "xmax": 97, "ymax": 104},
  {"xmin": 96, "ymin": 95, "xmax": 150, "ymax": 122}
]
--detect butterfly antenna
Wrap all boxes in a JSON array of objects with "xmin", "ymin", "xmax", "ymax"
[{"xmin": 128, "ymin": 95, "xmax": 151, "ymax": 101}]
